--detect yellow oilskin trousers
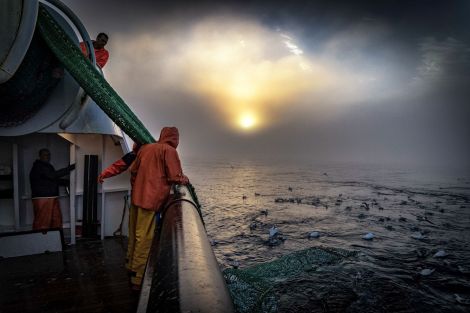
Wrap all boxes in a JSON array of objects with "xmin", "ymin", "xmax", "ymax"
[{"xmin": 126, "ymin": 204, "xmax": 156, "ymax": 286}]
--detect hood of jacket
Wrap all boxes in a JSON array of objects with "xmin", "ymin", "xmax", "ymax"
[{"xmin": 158, "ymin": 127, "xmax": 179, "ymax": 148}]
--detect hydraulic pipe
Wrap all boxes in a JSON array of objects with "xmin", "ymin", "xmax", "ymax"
[
  {"xmin": 40, "ymin": 0, "xmax": 96, "ymax": 67},
  {"xmin": 137, "ymin": 185, "xmax": 235, "ymax": 313}
]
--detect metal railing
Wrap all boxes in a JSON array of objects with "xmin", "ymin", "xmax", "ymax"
[{"xmin": 137, "ymin": 184, "xmax": 235, "ymax": 313}]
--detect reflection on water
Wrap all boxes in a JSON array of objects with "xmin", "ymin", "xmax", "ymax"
[{"xmin": 185, "ymin": 159, "xmax": 470, "ymax": 312}]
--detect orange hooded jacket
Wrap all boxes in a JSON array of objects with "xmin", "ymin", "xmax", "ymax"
[{"xmin": 130, "ymin": 127, "xmax": 188, "ymax": 211}]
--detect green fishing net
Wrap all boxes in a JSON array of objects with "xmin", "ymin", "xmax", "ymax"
[
  {"xmin": 223, "ymin": 247, "xmax": 356, "ymax": 313},
  {"xmin": 36, "ymin": 4, "xmax": 155, "ymax": 144}
]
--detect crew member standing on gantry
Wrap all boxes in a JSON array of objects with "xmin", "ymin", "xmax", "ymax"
[
  {"xmin": 129, "ymin": 127, "xmax": 189, "ymax": 290},
  {"xmin": 80, "ymin": 32, "xmax": 109, "ymax": 68}
]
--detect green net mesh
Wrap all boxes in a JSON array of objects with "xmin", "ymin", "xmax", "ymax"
[
  {"xmin": 36, "ymin": 4, "xmax": 155, "ymax": 144},
  {"xmin": 223, "ymin": 247, "xmax": 356, "ymax": 313}
]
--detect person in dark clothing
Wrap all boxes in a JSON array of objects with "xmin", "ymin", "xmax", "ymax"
[{"xmin": 29, "ymin": 148, "xmax": 75, "ymax": 230}]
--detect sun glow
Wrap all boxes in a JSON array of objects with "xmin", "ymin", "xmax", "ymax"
[
  {"xmin": 123, "ymin": 18, "xmax": 339, "ymax": 133},
  {"xmin": 239, "ymin": 113, "xmax": 256, "ymax": 129}
]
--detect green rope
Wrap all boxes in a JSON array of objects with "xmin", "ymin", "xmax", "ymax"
[{"xmin": 36, "ymin": 4, "xmax": 155, "ymax": 144}]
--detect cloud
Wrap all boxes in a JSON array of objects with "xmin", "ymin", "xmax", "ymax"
[
  {"xmin": 106, "ymin": 15, "xmax": 406, "ymax": 136},
  {"xmin": 64, "ymin": 0, "xmax": 469, "ymax": 166},
  {"xmin": 415, "ymin": 37, "xmax": 470, "ymax": 83}
]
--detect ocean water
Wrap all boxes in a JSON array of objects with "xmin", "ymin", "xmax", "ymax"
[{"xmin": 185, "ymin": 158, "xmax": 470, "ymax": 313}]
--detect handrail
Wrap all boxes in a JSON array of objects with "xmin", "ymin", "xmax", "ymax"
[
  {"xmin": 40, "ymin": 0, "xmax": 96, "ymax": 67},
  {"xmin": 137, "ymin": 185, "xmax": 235, "ymax": 313}
]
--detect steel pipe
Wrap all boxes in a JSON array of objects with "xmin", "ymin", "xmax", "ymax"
[{"xmin": 137, "ymin": 185, "xmax": 235, "ymax": 313}]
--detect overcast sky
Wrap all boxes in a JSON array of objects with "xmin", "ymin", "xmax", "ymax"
[{"xmin": 61, "ymin": 0, "xmax": 470, "ymax": 167}]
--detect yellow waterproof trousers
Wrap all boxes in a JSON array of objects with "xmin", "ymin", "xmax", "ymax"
[{"xmin": 126, "ymin": 204, "xmax": 156, "ymax": 286}]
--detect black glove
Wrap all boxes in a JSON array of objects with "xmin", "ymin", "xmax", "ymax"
[{"xmin": 68, "ymin": 164, "xmax": 76, "ymax": 171}]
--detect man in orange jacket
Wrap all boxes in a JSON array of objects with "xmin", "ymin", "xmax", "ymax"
[
  {"xmin": 80, "ymin": 33, "xmax": 109, "ymax": 68},
  {"xmin": 129, "ymin": 127, "xmax": 189, "ymax": 289}
]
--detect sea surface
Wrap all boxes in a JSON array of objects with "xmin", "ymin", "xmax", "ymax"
[{"xmin": 185, "ymin": 158, "xmax": 470, "ymax": 313}]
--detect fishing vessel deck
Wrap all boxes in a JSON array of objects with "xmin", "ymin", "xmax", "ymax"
[{"xmin": 0, "ymin": 237, "xmax": 138, "ymax": 313}]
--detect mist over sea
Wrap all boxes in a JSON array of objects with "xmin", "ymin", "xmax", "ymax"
[{"xmin": 185, "ymin": 158, "xmax": 470, "ymax": 312}]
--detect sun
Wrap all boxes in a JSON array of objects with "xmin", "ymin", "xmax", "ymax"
[{"xmin": 239, "ymin": 113, "xmax": 256, "ymax": 129}]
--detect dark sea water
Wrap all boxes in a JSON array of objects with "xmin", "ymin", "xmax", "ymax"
[{"xmin": 185, "ymin": 158, "xmax": 470, "ymax": 313}]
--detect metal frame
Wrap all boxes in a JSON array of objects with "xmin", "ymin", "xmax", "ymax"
[
  {"xmin": 12, "ymin": 144, "xmax": 19, "ymax": 229},
  {"xmin": 40, "ymin": 0, "xmax": 95, "ymax": 66},
  {"xmin": 100, "ymin": 135, "xmax": 106, "ymax": 240},
  {"xmin": 69, "ymin": 143, "xmax": 76, "ymax": 244}
]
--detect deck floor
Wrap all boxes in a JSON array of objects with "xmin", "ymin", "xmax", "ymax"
[{"xmin": 0, "ymin": 237, "xmax": 138, "ymax": 313}]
